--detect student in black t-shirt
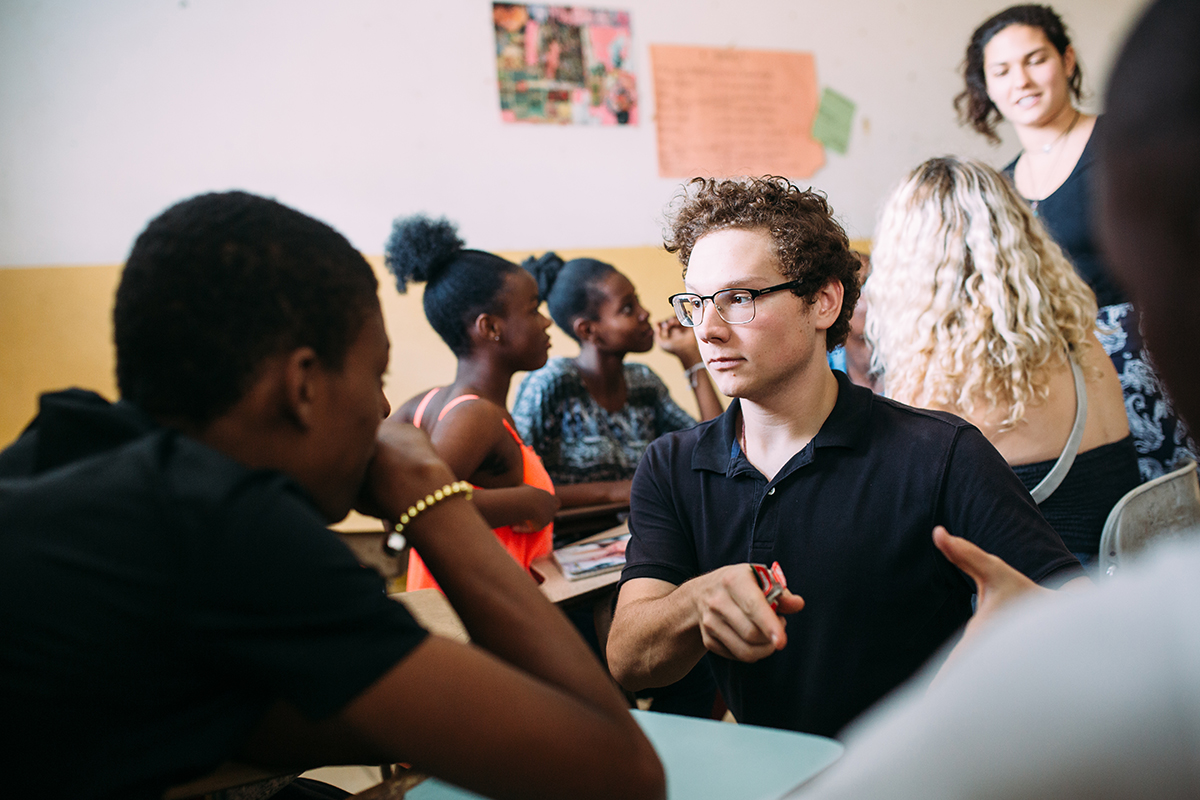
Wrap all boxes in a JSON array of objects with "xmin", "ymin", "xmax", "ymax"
[{"xmin": 0, "ymin": 192, "xmax": 663, "ymax": 800}]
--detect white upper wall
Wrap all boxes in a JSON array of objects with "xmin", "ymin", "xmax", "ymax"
[{"xmin": 0, "ymin": 0, "xmax": 1149, "ymax": 266}]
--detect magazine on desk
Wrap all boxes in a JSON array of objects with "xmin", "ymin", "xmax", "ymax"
[{"xmin": 552, "ymin": 532, "xmax": 631, "ymax": 581}]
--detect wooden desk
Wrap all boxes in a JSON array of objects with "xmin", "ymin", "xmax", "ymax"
[
  {"xmin": 531, "ymin": 523, "xmax": 628, "ymax": 606},
  {"xmin": 405, "ymin": 710, "xmax": 844, "ymax": 800},
  {"xmin": 331, "ymin": 511, "xmax": 404, "ymax": 583},
  {"xmin": 552, "ymin": 501, "xmax": 629, "ymax": 548}
]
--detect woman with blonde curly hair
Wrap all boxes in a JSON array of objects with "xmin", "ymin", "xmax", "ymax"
[{"xmin": 867, "ymin": 156, "xmax": 1138, "ymax": 563}]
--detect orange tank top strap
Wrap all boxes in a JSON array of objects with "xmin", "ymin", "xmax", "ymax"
[
  {"xmin": 437, "ymin": 393, "xmax": 481, "ymax": 421},
  {"xmin": 411, "ymin": 388, "xmax": 440, "ymax": 429},
  {"xmin": 501, "ymin": 419, "xmax": 555, "ymax": 495}
]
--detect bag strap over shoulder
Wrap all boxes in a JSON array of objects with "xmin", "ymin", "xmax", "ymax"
[{"xmin": 1030, "ymin": 357, "xmax": 1088, "ymax": 504}]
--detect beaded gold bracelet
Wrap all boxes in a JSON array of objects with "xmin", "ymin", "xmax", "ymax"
[{"xmin": 383, "ymin": 480, "xmax": 473, "ymax": 555}]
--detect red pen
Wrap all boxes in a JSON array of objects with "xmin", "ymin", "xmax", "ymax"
[{"xmin": 750, "ymin": 561, "xmax": 787, "ymax": 610}]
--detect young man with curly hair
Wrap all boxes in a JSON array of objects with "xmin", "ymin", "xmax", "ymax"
[{"xmin": 606, "ymin": 176, "xmax": 1085, "ymax": 737}]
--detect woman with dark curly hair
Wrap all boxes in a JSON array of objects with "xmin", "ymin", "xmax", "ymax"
[
  {"xmin": 512, "ymin": 253, "xmax": 723, "ymax": 511},
  {"xmin": 957, "ymin": 3, "xmax": 1194, "ymax": 480},
  {"xmin": 384, "ymin": 215, "xmax": 560, "ymax": 592}
]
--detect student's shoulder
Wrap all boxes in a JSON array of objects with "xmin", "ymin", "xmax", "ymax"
[
  {"xmin": 861, "ymin": 393, "xmax": 987, "ymax": 454},
  {"xmin": 437, "ymin": 395, "xmax": 508, "ymax": 430},
  {"xmin": 866, "ymin": 394, "xmax": 1000, "ymax": 468},
  {"xmin": 394, "ymin": 387, "xmax": 442, "ymax": 424},
  {"xmin": 156, "ymin": 432, "xmax": 305, "ymax": 509},
  {"xmin": 870, "ymin": 393, "xmax": 975, "ymax": 434},
  {"xmin": 15, "ymin": 427, "xmax": 310, "ymax": 534}
]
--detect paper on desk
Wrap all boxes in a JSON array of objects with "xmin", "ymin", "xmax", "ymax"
[{"xmin": 553, "ymin": 532, "xmax": 630, "ymax": 580}]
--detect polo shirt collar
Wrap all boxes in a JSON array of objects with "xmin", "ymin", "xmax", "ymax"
[{"xmin": 691, "ymin": 370, "xmax": 873, "ymax": 476}]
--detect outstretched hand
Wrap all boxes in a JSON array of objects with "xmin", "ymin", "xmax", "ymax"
[
  {"xmin": 934, "ymin": 525, "xmax": 1050, "ymax": 627},
  {"xmin": 931, "ymin": 525, "xmax": 1052, "ymax": 679}
]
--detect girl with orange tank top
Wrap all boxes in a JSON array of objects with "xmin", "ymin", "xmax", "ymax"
[
  {"xmin": 404, "ymin": 390, "xmax": 555, "ymax": 590},
  {"xmin": 384, "ymin": 215, "xmax": 559, "ymax": 591}
]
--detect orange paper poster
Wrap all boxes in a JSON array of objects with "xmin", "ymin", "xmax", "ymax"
[{"xmin": 650, "ymin": 45, "xmax": 824, "ymax": 178}]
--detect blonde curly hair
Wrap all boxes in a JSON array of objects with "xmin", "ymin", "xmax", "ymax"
[{"xmin": 866, "ymin": 156, "xmax": 1098, "ymax": 431}]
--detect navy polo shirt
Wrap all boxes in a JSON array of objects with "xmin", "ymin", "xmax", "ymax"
[{"xmin": 622, "ymin": 372, "xmax": 1080, "ymax": 737}]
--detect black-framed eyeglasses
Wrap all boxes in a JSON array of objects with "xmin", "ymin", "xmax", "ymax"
[{"xmin": 669, "ymin": 279, "xmax": 806, "ymax": 327}]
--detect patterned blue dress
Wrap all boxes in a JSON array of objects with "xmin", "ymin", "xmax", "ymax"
[{"xmin": 512, "ymin": 357, "xmax": 696, "ymax": 485}]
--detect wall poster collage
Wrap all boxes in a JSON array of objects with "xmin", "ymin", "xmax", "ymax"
[
  {"xmin": 493, "ymin": 3, "xmax": 638, "ymax": 125},
  {"xmin": 491, "ymin": 4, "xmax": 854, "ymax": 175}
]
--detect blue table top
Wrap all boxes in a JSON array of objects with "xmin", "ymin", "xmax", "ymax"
[{"xmin": 407, "ymin": 709, "xmax": 843, "ymax": 800}]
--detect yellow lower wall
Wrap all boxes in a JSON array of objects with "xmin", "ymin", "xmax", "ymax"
[
  {"xmin": 0, "ymin": 247, "xmax": 695, "ymax": 445},
  {"xmin": 1, "ymin": 264, "xmax": 124, "ymax": 442},
  {"xmin": 0, "ymin": 240, "xmax": 869, "ymax": 445}
]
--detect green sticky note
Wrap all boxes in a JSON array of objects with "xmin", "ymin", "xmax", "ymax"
[{"xmin": 812, "ymin": 88, "xmax": 856, "ymax": 154}]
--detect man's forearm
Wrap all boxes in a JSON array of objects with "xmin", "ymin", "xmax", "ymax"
[{"xmin": 607, "ymin": 581, "xmax": 709, "ymax": 691}]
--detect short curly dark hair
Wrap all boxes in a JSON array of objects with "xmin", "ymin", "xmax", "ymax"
[
  {"xmin": 956, "ymin": 4, "xmax": 1083, "ymax": 144},
  {"xmin": 662, "ymin": 176, "xmax": 861, "ymax": 351},
  {"xmin": 114, "ymin": 191, "xmax": 379, "ymax": 427}
]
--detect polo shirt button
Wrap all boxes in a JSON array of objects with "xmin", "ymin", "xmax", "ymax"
[{"xmin": 767, "ymin": 487, "xmax": 776, "ymax": 495}]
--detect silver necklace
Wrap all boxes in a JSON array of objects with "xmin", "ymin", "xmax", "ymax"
[
  {"xmin": 1028, "ymin": 109, "xmax": 1081, "ymax": 215},
  {"xmin": 1040, "ymin": 108, "xmax": 1080, "ymax": 152}
]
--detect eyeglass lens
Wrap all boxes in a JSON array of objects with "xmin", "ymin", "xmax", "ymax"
[{"xmin": 672, "ymin": 289, "xmax": 757, "ymax": 327}]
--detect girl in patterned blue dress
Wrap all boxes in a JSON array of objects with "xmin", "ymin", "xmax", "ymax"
[{"xmin": 514, "ymin": 253, "xmax": 724, "ymax": 511}]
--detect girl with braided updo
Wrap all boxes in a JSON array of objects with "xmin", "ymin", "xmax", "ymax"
[
  {"xmin": 384, "ymin": 215, "xmax": 559, "ymax": 591},
  {"xmin": 513, "ymin": 253, "xmax": 723, "ymax": 510}
]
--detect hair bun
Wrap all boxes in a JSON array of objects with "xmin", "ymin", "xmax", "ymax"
[
  {"xmin": 384, "ymin": 214, "xmax": 465, "ymax": 292},
  {"xmin": 521, "ymin": 251, "xmax": 566, "ymax": 301}
]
